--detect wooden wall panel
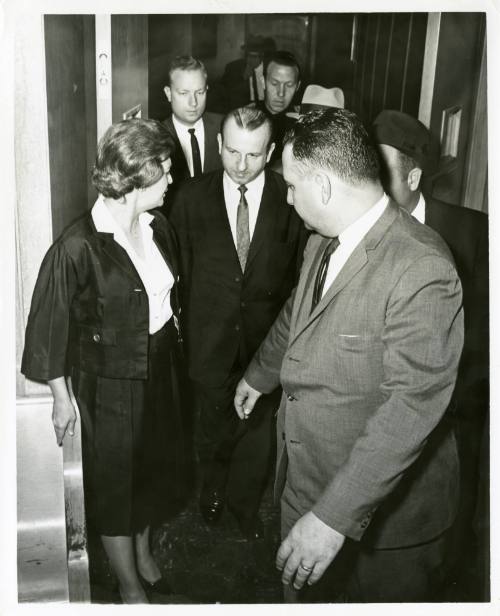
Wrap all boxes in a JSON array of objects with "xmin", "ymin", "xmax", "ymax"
[
  {"xmin": 428, "ymin": 13, "xmax": 485, "ymax": 206},
  {"xmin": 148, "ymin": 15, "xmax": 191, "ymax": 121},
  {"xmin": 44, "ymin": 15, "xmax": 96, "ymax": 238},
  {"xmin": 311, "ymin": 13, "xmax": 355, "ymax": 107},
  {"xmin": 111, "ymin": 14, "xmax": 149, "ymax": 122},
  {"xmin": 148, "ymin": 14, "xmax": 246, "ymax": 121},
  {"xmin": 353, "ymin": 13, "xmax": 427, "ymax": 124}
]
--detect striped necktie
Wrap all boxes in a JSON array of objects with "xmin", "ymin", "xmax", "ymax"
[{"xmin": 236, "ymin": 185, "xmax": 250, "ymax": 271}]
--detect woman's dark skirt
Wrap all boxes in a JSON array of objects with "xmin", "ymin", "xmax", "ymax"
[{"xmin": 72, "ymin": 319, "xmax": 192, "ymax": 536}]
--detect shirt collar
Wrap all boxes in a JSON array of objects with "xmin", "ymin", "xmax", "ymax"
[
  {"xmin": 223, "ymin": 169, "xmax": 265, "ymax": 197},
  {"xmin": 412, "ymin": 193, "xmax": 426, "ymax": 223},
  {"xmin": 91, "ymin": 196, "xmax": 154, "ymax": 236},
  {"xmin": 172, "ymin": 114, "xmax": 203, "ymax": 134},
  {"xmin": 339, "ymin": 193, "xmax": 389, "ymax": 246}
]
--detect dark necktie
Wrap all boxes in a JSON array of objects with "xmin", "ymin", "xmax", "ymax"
[
  {"xmin": 251, "ymin": 70, "xmax": 259, "ymax": 102},
  {"xmin": 236, "ymin": 185, "xmax": 250, "ymax": 271},
  {"xmin": 188, "ymin": 128, "xmax": 202, "ymax": 177},
  {"xmin": 311, "ymin": 237, "xmax": 340, "ymax": 314}
]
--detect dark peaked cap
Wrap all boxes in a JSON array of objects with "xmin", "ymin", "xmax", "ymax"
[{"xmin": 373, "ymin": 110, "xmax": 438, "ymax": 174}]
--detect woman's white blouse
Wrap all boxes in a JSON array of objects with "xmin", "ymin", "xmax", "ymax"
[{"xmin": 92, "ymin": 197, "xmax": 174, "ymax": 334}]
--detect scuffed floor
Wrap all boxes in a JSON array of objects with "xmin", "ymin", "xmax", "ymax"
[
  {"xmin": 87, "ymin": 477, "xmax": 489, "ymax": 604},
  {"xmin": 88, "ymin": 477, "xmax": 284, "ymax": 604}
]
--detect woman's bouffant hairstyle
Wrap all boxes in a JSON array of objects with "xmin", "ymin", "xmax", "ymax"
[{"xmin": 92, "ymin": 118, "xmax": 174, "ymax": 199}]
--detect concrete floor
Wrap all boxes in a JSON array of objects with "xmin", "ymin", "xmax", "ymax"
[
  {"xmin": 88, "ymin": 476, "xmax": 284, "ymax": 604},
  {"xmin": 87, "ymin": 475, "xmax": 489, "ymax": 605}
]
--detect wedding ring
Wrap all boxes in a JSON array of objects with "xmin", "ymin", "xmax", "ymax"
[{"xmin": 299, "ymin": 563, "xmax": 313, "ymax": 572}]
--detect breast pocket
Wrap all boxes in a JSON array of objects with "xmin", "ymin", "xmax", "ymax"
[{"xmin": 334, "ymin": 333, "xmax": 384, "ymax": 393}]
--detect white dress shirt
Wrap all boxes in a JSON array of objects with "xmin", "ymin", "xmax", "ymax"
[
  {"xmin": 92, "ymin": 197, "xmax": 174, "ymax": 334},
  {"xmin": 321, "ymin": 193, "xmax": 389, "ymax": 298},
  {"xmin": 249, "ymin": 62, "xmax": 265, "ymax": 102},
  {"xmin": 411, "ymin": 193, "xmax": 426, "ymax": 223},
  {"xmin": 172, "ymin": 115, "xmax": 206, "ymax": 176},
  {"xmin": 222, "ymin": 170, "xmax": 265, "ymax": 247}
]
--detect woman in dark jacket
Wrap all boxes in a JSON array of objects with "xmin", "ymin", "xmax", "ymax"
[{"xmin": 22, "ymin": 118, "xmax": 187, "ymax": 603}]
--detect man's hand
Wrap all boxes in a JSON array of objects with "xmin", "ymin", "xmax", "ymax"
[
  {"xmin": 234, "ymin": 378, "xmax": 263, "ymax": 420},
  {"xmin": 276, "ymin": 511, "xmax": 345, "ymax": 590}
]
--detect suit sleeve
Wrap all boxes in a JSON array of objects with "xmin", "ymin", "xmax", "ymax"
[
  {"xmin": 245, "ymin": 231, "xmax": 312, "ymax": 393},
  {"xmin": 311, "ymin": 255, "xmax": 464, "ymax": 540},
  {"xmin": 244, "ymin": 290, "xmax": 295, "ymax": 394},
  {"xmin": 21, "ymin": 241, "xmax": 79, "ymax": 381}
]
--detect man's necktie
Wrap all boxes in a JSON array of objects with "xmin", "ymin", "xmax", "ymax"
[
  {"xmin": 311, "ymin": 237, "xmax": 340, "ymax": 314},
  {"xmin": 251, "ymin": 70, "xmax": 259, "ymax": 102},
  {"xmin": 188, "ymin": 128, "xmax": 202, "ymax": 177},
  {"xmin": 236, "ymin": 185, "xmax": 250, "ymax": 271}
]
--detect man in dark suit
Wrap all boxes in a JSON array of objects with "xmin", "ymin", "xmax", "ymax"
[
  {"xmin": 170, "ymin": 106, "xmax": 306, "ymax": 539},
  {"xmin": 254, "ymin": 51, "xmax": 301, "ymax": 167},
  {"xmin": 162, "ymin": 56, "xmax": 222, "ymax": 209},
  {"xmin": 219, "ymin": 35, "xmax": 273, "ymax": 111},
  {"xmin": 235, "ymin": 108, "xmax": 464, "ymax": 602},
  {"xmin": 372, "ymin": 109, "xmax": 489, "ymax": 596}
]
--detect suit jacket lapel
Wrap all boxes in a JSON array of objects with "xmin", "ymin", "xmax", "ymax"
[
  {"xmin": 164, "ymin": 115, "xmax": 190, "ymax": 180},
  {"xmin": 211, "ymin": 173, "xmax": 242, "ymax": 269},
  {"xmin": 150, "ymin": 216, "xmax": 177, "ymax": 279},
  {"xmin": 203, "ymin": 114, "xmax": 221, "ymax": 172},
  {"xmin": 289, "ymin": 200, "xmax": 399, "ymax": 346},
  {"xmin": 95, "ymin": 232, "xmax": 143, "ymax": 285},
  {"xmin": 245, "ymin": 171, "xmax": 276, "ymax": 272}
]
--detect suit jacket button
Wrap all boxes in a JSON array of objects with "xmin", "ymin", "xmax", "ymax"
[
  {"xmin": 235, "ymin": 276, "xmax": 241, "ymax": 283},
  {"xmin": 93, "ymin": 333, "xmax": 101, "ymax": 342},
  {"xmin": 235, "ymin": 324, "xmax": 240, "ymax": 331}
]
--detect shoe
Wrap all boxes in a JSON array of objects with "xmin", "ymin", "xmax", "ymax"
[
  {"xmin": 138, "ymin": 573, "xmax": 173, "ymax": 597},
  {"xmin": 235, "ymin": 513, "xmax": 265, "ymax": 541},
  {"xmin": 199, "ymin": 489, "xmax": 225, "ymax": 525}
]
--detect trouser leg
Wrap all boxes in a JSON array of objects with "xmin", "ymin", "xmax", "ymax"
[
  {"xmin": 195, "ymin": 377, "xmax": 279, "ymax": 521},
  {"xmin": 225, "ymin": 388, "xmax": 279, "ymax": 520}
]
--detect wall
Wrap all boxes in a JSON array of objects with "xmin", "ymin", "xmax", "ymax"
[
  {"xmin": 148, "ymin": 14, "xmax": 245, "ymax": 120},
  {"xmin": 112, "ymin": 14, "xmax": 149, "ymax": 122},
  {"xmin": 310, "ymin": 13, "xmax": 355, "ymax": 105},
  {"xmin": 44, "ymin": 15, "xmax": 97, "ymax": 238},
  {"xmin": 427, "ymin": 13, "xmax": 486, "ymax": 208},
  {"xmin": 352, "ymin": 13, "xmax": 428, "ymax": 124}
]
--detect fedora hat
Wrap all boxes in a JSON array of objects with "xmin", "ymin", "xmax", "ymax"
[
  {"xmin": 372, "ymin": 110, "xmax": 439, "ymax": 174},
  {"xmin": 287, "ymin": 85, "xmax": 345, "ymax": 119},
  {"xmin": 301, "ymin": 85, "xmax": 345, "ymax": 112}
]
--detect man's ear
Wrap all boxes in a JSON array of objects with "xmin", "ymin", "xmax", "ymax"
[
  {"xmin": 265, "ymin": 142, "xmax": 276, "ymax": 163},
  {"xmin": 315, "ymin": 172, "xmax": 331, "ymax": 204},
  {"xmin": 217, "ymin": 133, "xmax": 222, "ymax": 155},
  {"xmin": 407, "ymin": 167, "xmax": 422, "ymax": 192},
  {"xmin": 163, "ymin": 86, "xmax": 172, "ymax": 102}
]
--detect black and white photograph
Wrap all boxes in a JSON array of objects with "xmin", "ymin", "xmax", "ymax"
[{"xmin": 1, "ymin": 0, "xmax": 498, "ymax": 612}]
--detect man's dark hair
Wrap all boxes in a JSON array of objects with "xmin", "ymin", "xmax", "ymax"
[
  {"xmin": 396, "ymin": 150, "xmax": 420, "ymax": 179},
  {"xmin": 92, "ymin": 119, "xmax": 174, "ymax": 199},
  {"xmin": 264, "ymin": 50, "xmax": 301, "ymax": 82},
  {"xmin": 166, "ymin": 55, "xmax": 207, "ymax": 86},
  {"xmin": 284, "ymin": 108, "xmax": 380, "ymax": 186},
  {"xmin": 221, "ymin": 107, "xmax": 273, "ymax": 149}
]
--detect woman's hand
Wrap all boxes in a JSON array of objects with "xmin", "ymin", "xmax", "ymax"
[
  {"xmin": 48, "ymin": 377, "xmax": 77, "ymax": 446},
  {"xmin": 52, "ymin": 398, "xmax": 77, "ymax": 446}
]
